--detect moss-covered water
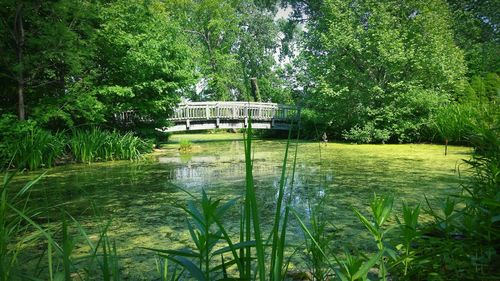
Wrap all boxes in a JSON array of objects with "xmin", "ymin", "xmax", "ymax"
[{"xmin": 11, "ymin": 133, "xmax": 471, "ymax": 279}]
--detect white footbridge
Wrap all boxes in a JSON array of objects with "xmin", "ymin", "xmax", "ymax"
[{"xmin": 158, "ymin": 102, "xmax": 300, "ymax": 132}]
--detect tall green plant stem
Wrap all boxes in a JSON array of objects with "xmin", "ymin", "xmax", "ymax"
[
  {"xmin": 243, "ymin": 118, "xmax": 266, "ymax": 281},
  {"xmin": 269, "ymin": 122, "xmax": 293, "ymax": 281}
]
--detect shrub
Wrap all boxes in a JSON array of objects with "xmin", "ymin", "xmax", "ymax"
[{"xmin": 343, "ymin": 123, "xmax": 391, "ymax": 144}]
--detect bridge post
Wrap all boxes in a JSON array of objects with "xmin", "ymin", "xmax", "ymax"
[
  {"xmin": 216, "ymin": 103, "xmax": 220, "ymax": 128},
  {"xmin": 271, "ymin": 106, "xmax": 276, "ymax": 127}
]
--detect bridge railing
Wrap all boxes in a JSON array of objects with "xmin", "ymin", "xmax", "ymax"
[{"xmin": 167, "ymin": 102, "xmax": 299, "ymax": 122}]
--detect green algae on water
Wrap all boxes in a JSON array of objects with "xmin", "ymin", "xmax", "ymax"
[{"xmin": 10, "ymin": 133, "xmax": 471, "ymax": 279}]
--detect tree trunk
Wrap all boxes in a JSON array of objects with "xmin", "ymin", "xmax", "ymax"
[
  {"xmin": 445, "ymin": 138, "xmax": 448, "ymax": 156},
  {"xmin": 250, "ymin": 77, "xmax": 260, "ymax": 102},
  {"xmin": 15, "ymin": 3, "xmax": 25, "ymax": 120},
  {"xmin": 17, "ymin": 80, "xmax": 25, "ymax": 120}
]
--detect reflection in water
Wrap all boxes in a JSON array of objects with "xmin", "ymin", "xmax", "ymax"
[{"xmin": 10, "ymin": 140, "xmax": 469, "ymax": 279}]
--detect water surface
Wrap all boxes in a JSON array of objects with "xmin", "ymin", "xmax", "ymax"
[{"xmin": 12, "ymin": 134, "xmax": 471, "ymax": 279}]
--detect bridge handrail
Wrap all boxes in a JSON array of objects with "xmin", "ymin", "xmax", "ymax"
[{"xmin": 167, "ymin": 101, "xmax": 299, "ymax": 121}]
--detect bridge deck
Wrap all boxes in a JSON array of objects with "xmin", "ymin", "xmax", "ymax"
[{"xmin": 159, "ymin": 101, "xmax": 299, "ymax": 132}]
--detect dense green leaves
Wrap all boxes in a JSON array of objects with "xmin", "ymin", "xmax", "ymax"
[
  {"xmin": 447, "ymin": 0, "xmax": 500, "ymax": 76},
  {"xmin": 1, "ymin": 0, "xmax": 496, "ymax": 144},
  {"xmin": 94, "ymin": 0, "xmax": 195, "ymax": 128},
  {"xmin": 166, "ymin": 0, "xmax": 289, "ymax": 102},
  {"xmin": 301, "ymin": 0, "xmax": 467, "ymax": 142},
  {"xmin": 0, "ymin": 0, "xmax": 196, "ymax": 133},
  {"xmin": 0, "ymin": 0, "xmax": 97, "ymax": 123}
]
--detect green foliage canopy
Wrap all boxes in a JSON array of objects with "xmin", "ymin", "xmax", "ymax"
[{"xmin": 303, "ymin": 0, "xmax": 467, "ymax": 143}]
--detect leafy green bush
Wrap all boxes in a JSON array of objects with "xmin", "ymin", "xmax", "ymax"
[{"xmin": 343, "ymin": 123, "xmax": 391, "ymax": 144}]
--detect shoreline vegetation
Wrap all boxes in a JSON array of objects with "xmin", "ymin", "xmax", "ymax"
[
  {"xmin": 1, "ymin": 127, "xmax": 474, "ymax": 173},
  {"xmin": 0, "ymin": 0, "xmax": 498, "ymax": 279},
  {"xmin": 1, "ymin": 120, "xmax": 498, "ymax": 280},
  {"xmin": 0, "ymin": 118, "xmax": 153, "ymax": 171}
]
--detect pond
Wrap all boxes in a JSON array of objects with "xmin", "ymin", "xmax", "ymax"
[{"xmin": 11, "ymin": 133, "xmax": 471, "ymax": 279}]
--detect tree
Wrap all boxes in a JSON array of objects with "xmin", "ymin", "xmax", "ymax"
[
  {"xmin": 166, "ymin": 0, "xmax": 242, "ymax": 101},
  {"xmin": 447, "ymin": 0, "xmax": 500, "ymax": 76},
  {"xmin": 301, "ymin": 0, "xmax": 467, "ymax": 143},
  {"xmin": 83, "ymin": 0, "xmax": 196, "ymax": 131},
  {"xmin": 0, "ymin": 0, "xmax": 95, "ymax": 122},
  {"xmin": 166, "ymin": 0, "xmax": 290, "ymax": 103},
  {"xmin": 235, "ymin": 1, "xmax": 291, "ymax": 103}
]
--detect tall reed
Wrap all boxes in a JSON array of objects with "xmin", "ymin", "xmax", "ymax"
[
  {"xmin": 0, "ymin": 171, "xmax": 123, "ymax": 280},
  {"xmin": 0, "ymin": 173, "xmax": 44, "ymax": 280},
  {"xmin": 146, "ymin": 117, "xmax": 301, "ymax": 280},
  {"xmin": 69, "ymin": 127, "xmax": 150, "ymax": 163},
  {"xmin": 6, "ymin": 128, "xmax": 65, "ymax": 170}
]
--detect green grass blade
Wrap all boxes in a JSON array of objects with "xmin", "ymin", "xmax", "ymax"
[
  {"xmin": 143, "ymin": 248, "xmax": 200, "ymax": 258},
  {"xmin": 167, "ymin": 256, "xmax": 207, "ymax": 281},
  {"xmin": 353, "ymin": 209, "xmax": 379, "ymax": 238},
  {"xmin": 270, "ymin": 122, "xmax": 293, "ymax": 280},
  {"xmin": 352, "ymin": 250, "xmax": 384, "ymax": 280},
  {"xmin": 243, "ymin": 117, "xmax": 266, "ymax": 280},
  {"xmin": 290, "ymin": 207, "xmax": 341, "ymax": 268}
]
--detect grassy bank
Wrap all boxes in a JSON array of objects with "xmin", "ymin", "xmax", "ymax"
[{"xmin": 0, "ymin": 125, "xmax": 152, "ymax": 171}]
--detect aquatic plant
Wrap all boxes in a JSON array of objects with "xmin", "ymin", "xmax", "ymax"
[
  {"xmin": 0, "ymin": 171, "xmax": 122, "ymax": 281},
  {"xmin": 0, "ymin": 173, "xmax": 44, "ymax": 280},
  {"xmin": 353, "ymin": 194, "xmax": 394, "ymax": 281},
  {"xmin": 155, "ymin": 256, "xmax": 184, "ymax": 281},
  {"xmin": 69, "ymin": 127, "xmax": 151, "ymax": 163},
  {"xmin": 178, "ymin": 139, "xmax": 192, "ymax": 152},
  {"xmin": 146, "ymin": 189, "xmax": 243, "ymax": 280},
  {"xmin": 0, "ymin": 121, "xmax": 153, "ymax": 170},
  {"xmin": 302, "ymin": 199, "xmax": 333, "ymax": 281},
  {"xmin": 406, "ymin": 125, "xmax": 500, "ymax": 280},
  {"xmin": 292, "ymin": 198, "xmax": 385, "ymax": 281},
  {"xmin": 147, "ymin": 117, "xmax": 301, "ymax": 280},
  {"xmin": 51, "ymin": 213, "xmax": 121, "ymax": 281},
  {"xmin": 0, "ymin": 116, "xmax": 66, "ymax": 170},
  {"xmin": 11, "ymin": 129, "xmax": 66, "ymax": 170},
  {"xmin": 432, "ymin": 101, "xmax": 497, "ymax": 155},
  {"xmin": 432, "ymin": 102, "xmax": 477, "ymax": 155},
  {"xmin": 394, "ymin": 202, "xmax": 420, "ymax": 277}
]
